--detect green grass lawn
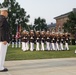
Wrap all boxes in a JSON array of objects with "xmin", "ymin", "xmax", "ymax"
[{"xmin": 6, "ymin": 45, "xmax": 76, "ymax": 61}]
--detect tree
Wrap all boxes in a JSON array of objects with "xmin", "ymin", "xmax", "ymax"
[
  {"xmin": 63, "ymin": 11, "xmax": 76, "ymax": 34},
  {"xmin": 63, "ymin": 11, "xmax": 76, "ymax": 44},
  {"xmin": 33, "ymin": 17, "xmax": 47, "ymax": 31},
  {"xmin": 0, "ymin": 0, "xmax": 30, "ymax": 34}
]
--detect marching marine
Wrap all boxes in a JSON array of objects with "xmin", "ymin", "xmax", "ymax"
[
  {"xmin": 64, "ymin": 33, "xmax": 70, "ymax": 50},
  {"xmin": 29, "ymin": 30, "xmax": 35, "ymax": 51},
  {"xmin": 59, "ymin": 33, "xmax": 64, "ymax": 50},
  {"xmin": 40, "ymin": 31, "xmax": 45, "ymax": 51},
  {"xmin": 21, "ymin": 30, "xmax": 29, "ymax": 51},
  {"xmin": 55, "ymin": 33, "xmax": 60, "ymax": 50},
  {"xmin": 45, "ymin": 31, "xmax": 50, "ymax": 50},
  {"xmin": 51, "ymin": 33, "xmax": 55, "ymax": 50},
  {"xmin": 35, "ymin": 31, "xmax": 41, "ymax": 51}
]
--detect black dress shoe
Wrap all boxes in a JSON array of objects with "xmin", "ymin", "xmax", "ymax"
[{"xmin": 0, "ymin": 68, "xmax": 8, "ymax": 72}]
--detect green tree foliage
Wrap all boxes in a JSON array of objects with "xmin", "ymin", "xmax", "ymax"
[
  {"xmin": 0, "ymin": 0, "xmax": 30, "ymax": 34},
  {"xmin": 63, "ymin": 11, "xmax": 76, "ymax": 34},
  {"xmin": 33, "ymin": 17, "xmax": 47, "ymax": 31}
]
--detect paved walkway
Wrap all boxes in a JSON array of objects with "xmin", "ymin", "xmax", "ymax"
[{"xmin": 0, "ymin": 58, "xmax": 76, "ymax": 75}]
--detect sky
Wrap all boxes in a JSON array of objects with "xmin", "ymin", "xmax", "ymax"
[{"xmin": 0, "ymin": 0, "xmax": 76, "ymax": 24}]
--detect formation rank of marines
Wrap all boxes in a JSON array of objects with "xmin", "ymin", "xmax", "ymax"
[{"xmin": 11, "ymin": 30, "xmax": 70, "ymax": 51}]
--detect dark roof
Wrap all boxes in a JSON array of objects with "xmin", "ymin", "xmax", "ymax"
[
  {"xmin": 54, "ymin": 8, "xmax": 76, "ymax": 20},
  {"xmin": 54, "ymin": 12, "xmax": 71, "ymax": 20}
]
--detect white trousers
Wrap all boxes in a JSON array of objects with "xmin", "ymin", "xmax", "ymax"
[
  {"xmin": 46, "ymin": 42, "xmax": 50, "ymax": 50},
  {"xmin": 51, "ymin": 43, "xmax": 55, "ymax": 50},
  {"xmin": 15, "ymin": 42, "xmax": 18, "ymax": 48},
  {"xmin": 19, "ymin": 42, "xmax": 21, "ymax": 48},
  {"xmin": 65, "ymin": 43, "xmax": 69, "ymax": 50},
  {"xmin": 56, "ymin": 43, "xmax": 59, "ymax": 50},
  {"xmin": 30, "ymin": 42, "xmax": 34, "ymax": 51},
  {"xmin": 26, "ymin": 42, "xmax": 29, "ymax": 50},
  {"xmin": 12, "ymin": 42, "xmax": 14, "ymax": 48},
  {"xmin": 50, "ymin": 43, "xmax": 52, "ymax": 50},
  {"xmin": 54, "ymin": 43, "xmax": 57, "ymax": 50},
  {"xmin": 19, "ymin": 39, "xmax": 21, "ymax": 48},
  {"xmin": 60, "ymin": 43, "xmax": 64, "ymax": 50},
  {"xmin": 22, "ymin": 42, "xmax": 29, "ymax": 51},
  {"xmin": 22, "ymin": 42, "xmax": 26, "ymax": 51},
  {"xmin": 0, "ymin": 42, "xmax": 8, "ymax": 70},
  {"xmin": 41, "ymin": 42, "xmax": 45, "ymax": 51},
  {"xmin": 36, "ymin": 42, "xmax": 40, "ymax": 51}
]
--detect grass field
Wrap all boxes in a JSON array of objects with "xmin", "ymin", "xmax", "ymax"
[{"xmin": 6, "ymin": 45, "xmax": 76, "ymax": 61}]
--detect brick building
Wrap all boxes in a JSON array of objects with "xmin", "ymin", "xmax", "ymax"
[
  {"xmin": 54, "ymin": 8, "xmax": 76, "ymax": 33},
  {"xmin": 54, "ymin": 8, "xmax": 76, "ymax": 45}
]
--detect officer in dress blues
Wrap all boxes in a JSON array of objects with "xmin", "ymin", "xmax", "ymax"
[{"xmin": 0, "ymin": 7, "xmax": 10, "ymax": 72}]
